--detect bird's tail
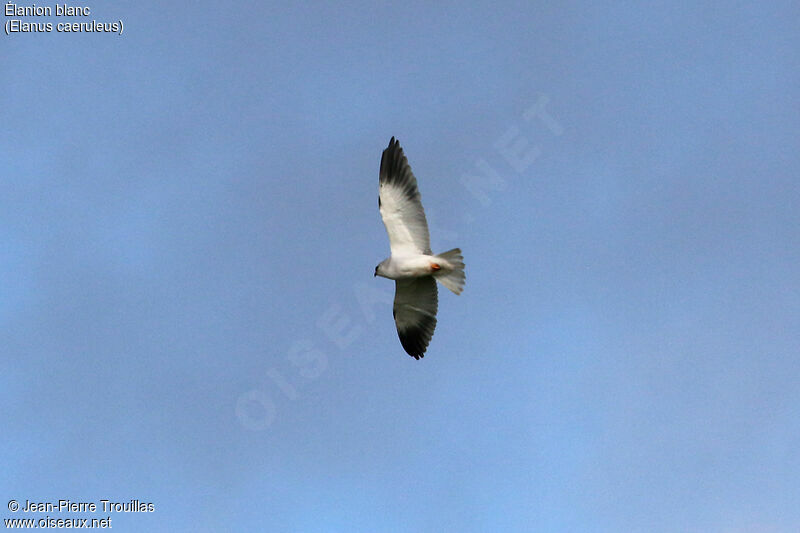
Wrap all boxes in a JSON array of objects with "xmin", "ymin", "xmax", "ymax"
[{"xmin": 433, "ymin": 248, "xmax": 465, "ymax": 295}]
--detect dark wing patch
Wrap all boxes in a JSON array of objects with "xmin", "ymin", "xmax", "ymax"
[
  {"xmin": 397, "ymin": 314, "xmax": 437, "ymax": 359},
  {"xmin": 380, "ymin": 137, "xmax": 421, "ymax": 204},
  {"xmin": 393, "ymin": 277, "xmax": 438, "ymax": 359}
]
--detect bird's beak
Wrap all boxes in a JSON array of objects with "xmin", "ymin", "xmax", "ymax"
[{"xmin": 374, "ymin": 272, "xmax": 377, "ymax": 277}]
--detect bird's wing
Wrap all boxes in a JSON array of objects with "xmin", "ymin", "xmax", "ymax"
[
  {"xmin": 393, "ymin": 276, "xmax": 438, "ymax": 359},
  {"xmin": 379, "ymin": 137, "xmax": 432, "ymax": 256}
]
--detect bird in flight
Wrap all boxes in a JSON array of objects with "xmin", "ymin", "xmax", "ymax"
[{"xmin": 374, "ymin": 137, "xmax": 465, "ymax": 359}]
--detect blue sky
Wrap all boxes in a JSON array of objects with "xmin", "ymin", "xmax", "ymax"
[{"xmin": 2, "ymin": 2, "xmax": 799, "ymax": 531}]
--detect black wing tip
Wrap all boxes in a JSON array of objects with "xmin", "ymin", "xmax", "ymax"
[
  {"xmin": 381, "ymin": 137, "xmax": 404, "ymax": 168},
  {"xmin": 405, "ymin": 348, "xmax": 426, "ymax": 360},
  {"xmin": 379, "ymin": 137, "xmax": 419, "ymax": 201},
  {"xmin": 397, "ymin": 316, "xmax": 437, "ymax": 360}
]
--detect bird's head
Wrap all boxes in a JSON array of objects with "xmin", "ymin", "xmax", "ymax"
[{"xmin": 374, "ymin": 259, "xmax": 388, "ymax": 278}]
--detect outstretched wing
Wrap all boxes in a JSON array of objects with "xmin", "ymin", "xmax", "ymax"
[
  {"xmin": 379, "ymin": 137, "xmax": 432, "ymax": 256},
  {"xmin": 393, "ymin": 277, "xmax": 438, "ymax": 359}
]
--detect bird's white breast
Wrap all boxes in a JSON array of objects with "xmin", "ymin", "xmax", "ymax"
[{"xmin": 383, "ymin": 254, "xmax": 437, "ymax": 279}]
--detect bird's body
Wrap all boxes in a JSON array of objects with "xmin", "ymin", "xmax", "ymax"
[
  {"xmin": 375, "ymin": 137, "xmax": 465, "ymax": 359},
  {"xmin": 375, "ymin": 254, "xmax": 443, "ymax": 279}
]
